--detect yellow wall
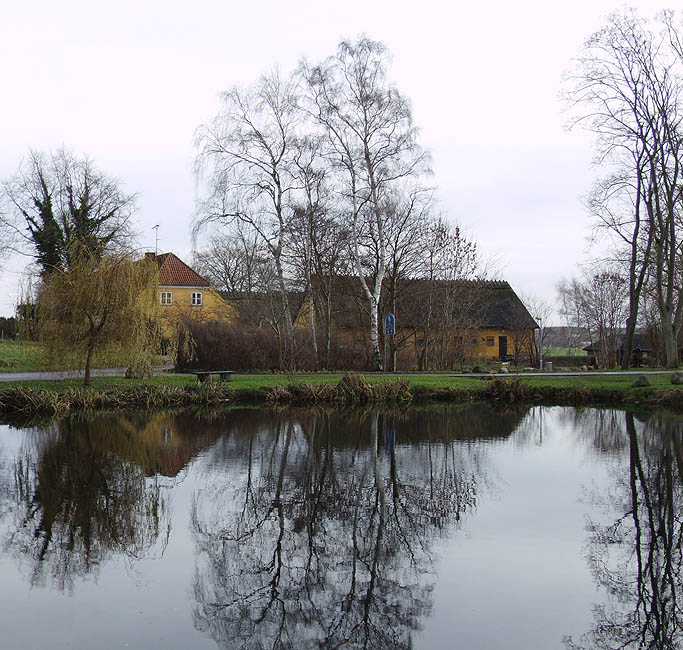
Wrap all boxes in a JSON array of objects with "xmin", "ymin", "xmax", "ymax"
[
  {"xmin": 155, "ymin": 286, "xmax": 235, "ymax": 337},
  {"xmin": 465, "ymin": 328, "xmax": 532, "ymax": 359},
  {"xmin": 400, "ymin": 327, "xmax": 535, "ymax": 362}
]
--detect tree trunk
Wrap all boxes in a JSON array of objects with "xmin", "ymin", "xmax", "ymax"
[
  {"xmin": 274, "ymin": 255, "xmax": 296, "ymax": 369},
  {"xmin": 84, "ymin": 341, "xmax": 94, "ymax": 387},
  {"xmin": 308, "ymin": 291, "xmax": 319, "ymax": 368},
  {"xmin": 325, "ymin": 293, "xmax": 332, "ymax": 369},
  {"xmin": 660, "ymin": 318, "xmax": 679, "ymax": 369},
  {"xmin": 621, "ymin": 316, "xmax": 636, "ymax": 370},
  {"xmin": 369, "ymin": 297, "xmax": 382, "ymax": 371}
]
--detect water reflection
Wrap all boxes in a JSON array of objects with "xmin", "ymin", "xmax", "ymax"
[
  {"xmin": 1, "ymin": 404, "xmax": 680, "ymax": 648},
  {"xmin": 565, "ymin": 410, "xmax": 683, "ymax": 649},
  {"xmin": 190, "ymin": 405, "xmax": 526, "ymax": 649},
  {"xmin": 0, "ymin": 412, "xmax": 221, "ymax": 591}
]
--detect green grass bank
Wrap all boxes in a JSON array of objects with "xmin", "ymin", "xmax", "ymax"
[
  {"xmin": 0, "ymin": 339, "xmax": 139, "ymax": 372},
  {"xmin": 1, "ymin": 372, "xmax": 682, "ymax": 421}
]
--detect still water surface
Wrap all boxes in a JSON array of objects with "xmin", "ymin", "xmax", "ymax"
[{"xmin": 0, "ymin": 405, "xmax": 680, "ymax": 649}]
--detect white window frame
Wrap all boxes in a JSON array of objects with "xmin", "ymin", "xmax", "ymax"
[
  {"xmin": 191, "ymin": 291, "xmax": 203, "ymax": 306},
  {"xmin": 160, "ymin": 291, "xmax": 173, "ymax": 306}
]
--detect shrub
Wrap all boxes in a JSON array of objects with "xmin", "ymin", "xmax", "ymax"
[
  {"xmin": 176, "ymin": 320, "xmax": 281, "ymax": 371},
  {"xmin": 175, "ymin": 319, "xmax": 377, "ymax": 372}
]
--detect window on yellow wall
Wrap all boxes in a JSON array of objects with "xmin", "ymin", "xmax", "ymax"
[
  {"xmin": 191, "ymin": 292, "xmax": 203, "ymax": 306},
  {"xmin": 486, "ymin": 337, "xmax": 495, "ymax": 346},
  {"xmin": 161, "ymin": 291, "xmax": 172, "ymax": 305}
]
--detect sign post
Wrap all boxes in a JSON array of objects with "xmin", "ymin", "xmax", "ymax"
[{"xmin": 384, "ymin": 313, "xmax": 395, "ymax": 373}]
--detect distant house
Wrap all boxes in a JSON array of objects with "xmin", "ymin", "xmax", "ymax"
[
  {"xmin": 145, "ymin": 252, "xmax": 235, "ymax": 337},
  {"xmin": 583, "ymin": 332, "xmax": 652, "ymax": 368}
]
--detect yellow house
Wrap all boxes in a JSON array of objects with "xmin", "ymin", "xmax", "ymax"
[
  {"xmin": 145, "ymin": 252, "xmax": 235, "ymax": 337},
  {"xmin": 294, "ymin": 276, "xmax": 538, "ymax": 369}
]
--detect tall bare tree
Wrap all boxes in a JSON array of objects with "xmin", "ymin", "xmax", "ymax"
[
  {"xmin": 287, "ymin": 135, "xmax": 331, "ymax": 367},
  {"xmin": 566, "ymin": 9, "xmax": 683, "ymax": 368},
  {"xmin": 302, "ymin": 37, "xmax": 430, "ymax": 370},
  {"xmin": 194, "ymin": 69, "xmax": 302, "ymax": 368}
]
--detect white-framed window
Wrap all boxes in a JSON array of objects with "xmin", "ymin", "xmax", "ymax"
[
  {"xmin": 191, "ymin": 291, "xmax": 203, "ymax": 306},
  {"xmin": 160, "ymin": 291, "xmax": 172, "ymax": 305}
]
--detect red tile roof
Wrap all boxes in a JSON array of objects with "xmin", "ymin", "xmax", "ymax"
[{"xmin": 147, "ymin": 252, "xmax": 211, "ymax": 287}]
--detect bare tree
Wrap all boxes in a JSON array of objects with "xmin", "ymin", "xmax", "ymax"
[
  {"xmin": 193, "ymin": 224, "xmax": 271, "ymax": 295},
  {"xmin": 421, "ymin": 218, "xmax": 483, "ymax": 370},
  {"xmin": 557, "ymin": 269, "xmax": 629, "ymax": 368},
  {"xmin": 2, "ymin": 148, "xmax": 136, "ymax": 277},
  {"xmin": 516, "ymin": 293, "xmax": 552, "ymax": 368},
  {"xmin": 195, "ymin": 69, "xmax": 302, "ymax": 368},
  {"xmin": 286, "ymin": 135, "xmax": 332, "ymax": 367},
  {"xmin": 566, "ymin": 9, "xmax": 683, "ymax": 368},
  {"xmin": 302, "ymin": 37, "xmax": 430, "ymax": 370}
]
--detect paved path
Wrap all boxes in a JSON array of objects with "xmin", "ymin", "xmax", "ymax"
[
  {"xmin": 0, "ymin": 368, "xmax": 678, "ymax": 383},
  {"xmin": 445, "ymin": 369, "xmax": 677, "ymax": 378},
  {"xmin": 0, "ymin": 367, "xmax": 130, "ymax": 382}
]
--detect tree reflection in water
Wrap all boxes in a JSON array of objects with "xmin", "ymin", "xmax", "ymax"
[
  {"xmin": 565, "ymin": 411, "xmax": 683, "ymax": 649},
  {"xmin": 2, "ymin": 414, "xmax": 172, "ymax": 592},
  {"xmin": 191, "ymin": 405, "xmax": 525, "ymax": 649}
]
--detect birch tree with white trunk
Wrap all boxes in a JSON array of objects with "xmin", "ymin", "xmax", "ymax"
[{"xmin": 302, "ymin": 37, "xmax": 430, "ymax": 370}]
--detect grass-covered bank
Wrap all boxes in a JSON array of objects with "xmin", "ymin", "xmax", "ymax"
[
  {"xmin": 0, "ymin": 374, "xmax": 415, "ymax": 420},
  {"xmin": 0, "ymin": 339, "xmax": 152, "ymax": 372},
  {"xmin": 1, "ymin": 372, "xmax": 683, "ymax": 420}
]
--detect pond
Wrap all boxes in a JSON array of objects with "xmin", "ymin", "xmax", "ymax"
[{"xmin": 0, "ymin": 404, "xmax": 680, "ymax": 649}]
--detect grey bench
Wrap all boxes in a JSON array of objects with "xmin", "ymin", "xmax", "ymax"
[{"xmin": 193, "ymin": 370, "xmax": 234, "ymax": 383}]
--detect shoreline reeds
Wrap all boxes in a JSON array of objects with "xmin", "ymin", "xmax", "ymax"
[{"xmin": 1, "ymin": 374, "xmax": 682, "ymax": 422}]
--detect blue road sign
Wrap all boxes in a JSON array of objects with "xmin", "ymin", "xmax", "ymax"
[{"xmin": 384, "ymin": 313, "xmax": 395, "ymax": 335}]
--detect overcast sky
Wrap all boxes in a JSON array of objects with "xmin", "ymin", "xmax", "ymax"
[{"xmin": 0, "ymin": 0, "xmax": 672, "ymax": 321}]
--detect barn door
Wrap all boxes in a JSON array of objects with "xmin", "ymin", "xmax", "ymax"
[{"xmin": 499, "ymin": 336, "xmax": 508, "ymax": 360}]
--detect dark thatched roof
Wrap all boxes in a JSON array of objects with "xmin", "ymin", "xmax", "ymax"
[{"xmin": 216, "ymin": 278, "xmax": 537, "ymax": 333}]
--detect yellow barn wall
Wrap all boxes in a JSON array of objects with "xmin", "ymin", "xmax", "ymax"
[
  {"xmin": 308, "ymin": 324, "xmax": 535, "ymax": 364},
  {"xmin": 156, "ymin": 286, "xmax": 236, "ymax": 337},
  {"xmin": 334, "ymin": 327, "xmax": 533, "ymax": 358},
  {"xmin": 454, "ymin": 327, "xmax": 534, "ymax": 359}
]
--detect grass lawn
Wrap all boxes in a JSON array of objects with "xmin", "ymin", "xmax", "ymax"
[
  {"xmin": 0, "ymin": 370, "xmax": 671, "ymax": 394},
  {"xmin": 0, "ymin": 373, "xmax": 484, "ymax": 392},
  {"xmin": 0, "ymin": 340, "xmax": 46, "ymax": 371},
  {"xmin": 0, "ymin": 339, "xmax": 158, "ymax": 373},
  {"xmin": 517, "ymin": 371, "xmax": 677, "ymax": 402},
  {"xmin": 544, "ymin": 347, "xmax": 587, "ymax": 357}
]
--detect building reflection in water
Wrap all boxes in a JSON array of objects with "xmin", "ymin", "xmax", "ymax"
[{"xmin": 1, "ymin": 410, "xmax": 226, "ymax": 591}]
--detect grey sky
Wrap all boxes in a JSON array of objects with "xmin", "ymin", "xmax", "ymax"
[{"xmin": 0, "ymin": 0, "xmax": 670, "ymax": 319}]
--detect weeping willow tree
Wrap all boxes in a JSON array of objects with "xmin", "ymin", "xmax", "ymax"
[{"xmin": 38, "ymin": 252, "xmax": 158, "ymax": 385}]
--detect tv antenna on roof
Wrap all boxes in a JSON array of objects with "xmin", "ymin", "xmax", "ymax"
[{"xmin": 152, "ymin": 224, "xmax": 160, "ymax": 256}]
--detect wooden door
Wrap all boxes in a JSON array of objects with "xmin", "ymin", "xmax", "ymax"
[{"xmin": 499, "ymin": 336, "xmax": 508, "ymax": 360}]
